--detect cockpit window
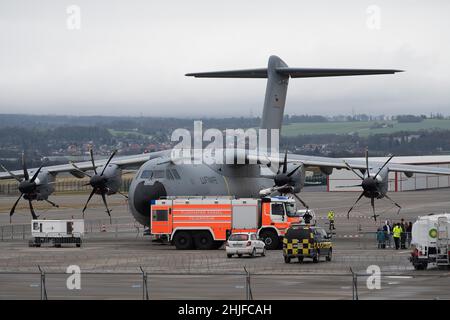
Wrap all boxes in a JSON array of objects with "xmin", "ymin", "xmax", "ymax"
[
  {"xmin": 152, "ymin": 170, "xmax": 165, "ymax": 179},
  {"xmin": 171, "ymin": 169, "xmax": 181, "ymax": 180},
  {"xmin": 166, "ymin": 169, "xmax": 174, "ymax": 180},
  {"xmin": 141, "ymin": 170, "xmax": 165, "ymax": 179},
  {"xmin": 285, "ymin": 203, "xmax": 297, "ymax": 217},
  {"xmin": 140, "ymin": 170, "xmax": 152, "ymax": 179}
]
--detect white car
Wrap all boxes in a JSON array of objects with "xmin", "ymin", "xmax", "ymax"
[{"xmin": 225, "ymin": 232, "xmax": 266, "ymax": 258}]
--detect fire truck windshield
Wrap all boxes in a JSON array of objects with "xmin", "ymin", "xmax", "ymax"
[{"xmin": 285, "ymin": 203, "xmax": 297, "ymax": 217}]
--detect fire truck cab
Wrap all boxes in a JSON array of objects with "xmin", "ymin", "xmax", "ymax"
[{"xmin": 150, "ymin": 196, "xmax": 300, "ymax": 250}]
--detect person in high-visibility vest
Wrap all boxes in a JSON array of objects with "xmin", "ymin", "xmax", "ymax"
[
  {"xmin": 327, "ymin": 210, "xmax": 335, "ymax": 230},
  {"xmin": 392, "ymin": 223, "xmax": 403, "ymax": 250}
]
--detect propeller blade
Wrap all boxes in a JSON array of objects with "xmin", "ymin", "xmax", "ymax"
[
  {"xmin": 370, "ymin": 197, "xmax": 378, "ymax": 221},
  {"xmin": 28, "ymin": 199, "xmax": 38, "ymax": 220},
  {"xmin": 117, "ymin": 190, "xmax": 129, "ymax": 199},
  {"xmin": 101, "ymin": 192, "xmax": 112, "ymax": 221},
  {"xmin": 101, "ymin": 149, "xmax": 117, "ymax": 176},
  {"xmin": 335, "ymin": 184, "xmax": 363, "ymax": 188},
  {"xmin": 347, "ymin": 191, "xmax": 365, "ymax": 219},
  {"xmin": 22, "ymin": 153, "xmax": 29, "ymax": 180},
  {"xmin": 82, "ymin": 188, "xmax": 97, "ymax": 217},
  {"xmin": 373, "ymin": 154, "xmax": 394, "ymax": 180},
  {"xmin": 10, "ymin": 193, "xmax": 23, "ymax": 219},
  {"xmin": 44, "ymin": 199, "xmax": 59, "ymax": 208},
  {"xmin": 384, "ymin": 193, "xmax": 402, "ymax": 209},
  {"xmin": 282, "ymin": 150, "xmax": 288, "ymax": 174},
  {"xmin": 89, "ymin": 148, "xmax": 97, "ymax": 175},
  {"xmin": 293, "ymin": 193, "xmax": 309, "ymax": 209},
  {"xmin": 70, "ymin": 162, "xmax": 91, "ymax": 178},
  {"xmin": 342, "ymin": 160, "xmax": 364, "ymax": 180},
  {"xmin": 365, "ymin": 148, "xmax": 370, "ymax": 177},
  {"xmin": 287, "ymin": 164, "xmax": 301, "ymax": 177},
  {"xmin": 30, "ymin": 162, "xmax": 45, "ymax": 183},
  {"xmin": 0, "ymin": 164, "xmax": 22, "ymax": 182}
]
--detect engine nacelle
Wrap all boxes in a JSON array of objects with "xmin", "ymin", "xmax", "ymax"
[
  {"xmin": 404, "ymin": 172, "xmax": 414, "ymax": 178},
  {"xmin": 69, "ymin": 170, "xmax": 86, "ymax": 179},
  {"xmin": 320, "ymin": 166, "xmax": 333, "ymax": 176}
]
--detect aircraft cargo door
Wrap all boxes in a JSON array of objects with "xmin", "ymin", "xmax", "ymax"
[
  {"xmin": 231, "ymin": 199, "xmax": 259, "ymax": 230},
  {"xmin": 151, "ymin": 205, "xmax": 172, "ymax": 235}
]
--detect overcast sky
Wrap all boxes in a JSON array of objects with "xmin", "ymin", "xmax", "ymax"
[{"xmin": 0, "ymin": 0, "xmax": 449, "ymax": 117}]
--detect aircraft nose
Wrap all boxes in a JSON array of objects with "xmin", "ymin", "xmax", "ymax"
[{"xmin": 132, "ymin": 181, "xmax": 167, "ymax": 226}]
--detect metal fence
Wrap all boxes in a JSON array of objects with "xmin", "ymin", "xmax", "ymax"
[
  {"xmin": 0, "ymin": 268, "xmax": 448, "ymax": 300},
  {"xmin": 0, "ymin": 217, "xmax": 143, "ymax": 241}
]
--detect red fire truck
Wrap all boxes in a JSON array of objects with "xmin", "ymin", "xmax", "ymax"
[{"xmin": 150, "ymin": 196, "xmax": 300, "ymax": 250}]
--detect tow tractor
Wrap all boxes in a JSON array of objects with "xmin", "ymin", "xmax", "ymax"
[
  {"xmin": 150, "ymin": 196, "xmax": 301, "ymax": 250},
  {"xmin": 410, "ymin": 213, "xmax": 450, "ymax": 270}
]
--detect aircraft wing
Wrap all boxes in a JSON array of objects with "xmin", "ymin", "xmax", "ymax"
[
  {"xmin": 0, "ymin": 150, "xmax": 170, "ymax": 180},
  {"xmin": 247, "ymin": 152, "xmax": 450, "ymax": 176}
]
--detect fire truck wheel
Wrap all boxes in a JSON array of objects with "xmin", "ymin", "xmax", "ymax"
[
  {"xmin": 259, "ymin": 230, "xmax": 279, "ymax": 250},
  {"xmin": 213, "ymin": 241, "xmax": 225, "ymax": 249},
  {"xmin": 173, "ymin": 231, "xmax": 194, "ymax": 250},
  {"xmin": 193, "ymin": 231, "xmax": 214, "ymax": 250}
]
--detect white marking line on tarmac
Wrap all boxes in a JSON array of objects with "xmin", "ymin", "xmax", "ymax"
[
  {"xmin": 386, "ymin": 276, "xmax": 412, "ymax": 279},
  {"xmin": 235, "ymin": 286, "xmax": 244, "ymax": 289},
  {"xmin": 388, "ymin": 282, "xmax": 400, "ymax": 285},
  {"xmin": 30, "ymin": 284, "xmax": 39, "ymax": 287},
  {"xmin": 131, "ymin": 284, "xmax": 141, "ymax": 288}
]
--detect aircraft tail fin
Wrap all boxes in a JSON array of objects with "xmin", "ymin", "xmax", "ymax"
[{"xmin": 186, "ymin": 56, "xmax": 402, "ymax": 132}]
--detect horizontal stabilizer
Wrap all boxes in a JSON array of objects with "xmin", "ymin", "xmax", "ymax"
[
  {"xmin": 276, "ymin": 67, "xmax": 403, "ymax": 78},
  {"xmin": 186, "ymin": 67, "xmax": 402, "ymax": 78},
  {"xmin": 186, "ymin": 68, "xmax": 268, "ymax": 78}
]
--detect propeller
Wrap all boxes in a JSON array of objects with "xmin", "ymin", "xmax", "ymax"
[
  {"xmin": 343, "ymin": 148, "xmax": 400, "ymax": 221},
  {"xmin": 0, "ymin": 153, "xmax": 53, "ymax": 221},
  {"xmin": 260, "ymin": 150, "xmax": 308, "ymax": 208},
  {"xmin": 71, "ymin": 148, "xmax": 123, "ymax": 220}
]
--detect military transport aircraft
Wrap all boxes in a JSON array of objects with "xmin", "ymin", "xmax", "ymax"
[{"xmin": 2, "ymin": 56, "xmax": 450, "ymax": 236}]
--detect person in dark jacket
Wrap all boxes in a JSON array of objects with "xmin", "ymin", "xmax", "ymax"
[
  {"xmin": 377, "ymin": 228, "xmax": 386, "ymax": 249},
  {"xmin": 400, "ymin": 219, "xmax": 407, "ymax": 249}
]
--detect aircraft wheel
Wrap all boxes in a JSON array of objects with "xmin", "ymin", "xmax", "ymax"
[
  {"xmin": 298, "ymin": 256, "xmax": 304, "ymax": 263},
  {"xmin": 173, "ymin": 231, "xmax": 194, "ymax": 250},
  {"xmin": 194, "ymin": 231, "xmax": 214, "ymax": 250},
  {"xmin": 284, "ymin": 256, "xmax": 291, "ymax": 264},
  {"xmin": 259, "ymin": 230, "xmax": 279, "ymax": 250}
]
